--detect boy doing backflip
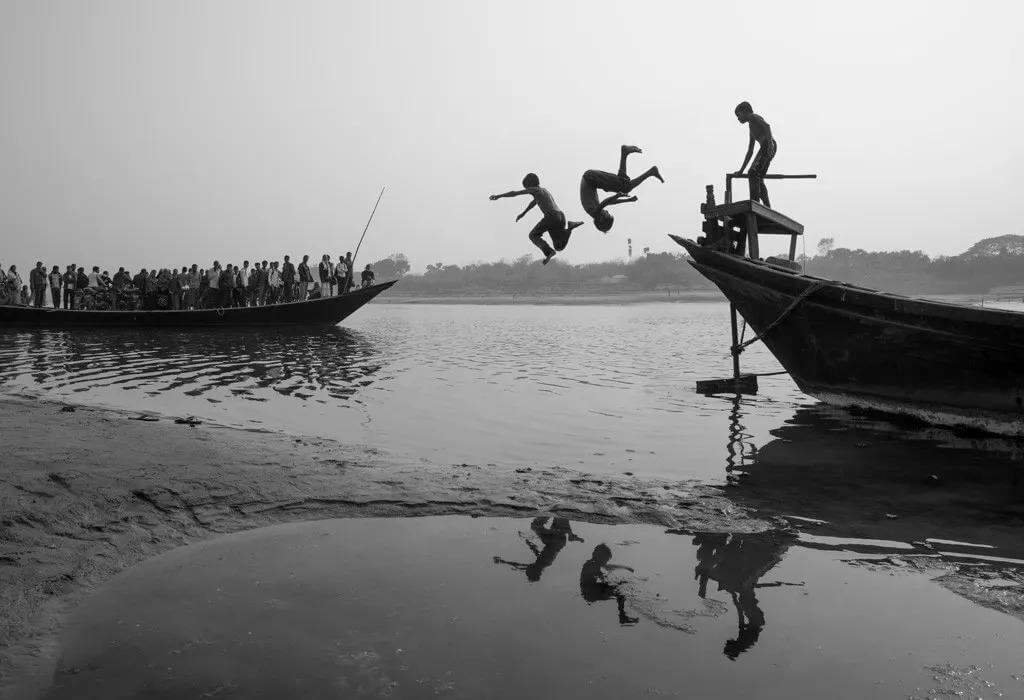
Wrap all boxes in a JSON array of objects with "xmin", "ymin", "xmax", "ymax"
[
  {"xmin": 489, "ymin": 173, "xmax": 583, "ymax": 264},
  {"xmin": 734, "ymin": 101, "xmax": 776, "ymax": 208},
  {"xmin": 580, "ymin": 145, "xmax": 663, "ymax": 232}
]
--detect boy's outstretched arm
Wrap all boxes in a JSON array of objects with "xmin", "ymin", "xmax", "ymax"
[
  {"xmin": 515, "ymin": 200, "xmax": 537, "ymax": 222},
  {"xmin": 737, "ymin": 133, "xmax": 754, "ymax": 174},
  {"xmin": 489, "ymin": 190, "xmax": 528, "ymax": 200}
]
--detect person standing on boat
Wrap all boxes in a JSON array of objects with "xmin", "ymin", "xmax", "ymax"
[
  {"xmin": 267, "ymin": 261, "xmax": 283, "ymax": 304},
  {"xmin": 6, "ymin": 265, "xmax": 22, "ymax": 304},
  {"xmin": 207, "ymin": 261, "xmax": 222, "ymax": 305},
  {"xmin": 334, "ymin": 255, "xmax": 348, "ymax": 295},
  {"xmin": 579, "ymin": 145, "xmax": 664, "ymax": 233},
  {"xmin": 343, "ymin": 252, "xmax": 354, "ymax": 292},
  {"xmin": 734, "ymin": 101, "xmax": 776, "ymax": 208},
  {"xmin": 218, "ymin": 263, "xmax": 234, "ymax": 307},
  {"xmin": 29, "ymin": 262, "xmax": 46, "ymax": 307},
  {"xmin": 489, "ymin": 173, "xmax": 584, "ymax": 264},
  {"xmin": 279, "ymin": 255, "xmax": 295, "ymax": 303},
  {"xmin": 319, "ymin": 254, "xmax": 333, "ymax": 296},
  {"xmin": 297, "ymin": 255, "xmax": 313, "ymax": 301},
  {"xmin": 144, "ymin": 269, "xmax": 158, "ymax": 309},
  {"xmin": 238, "ymin": 261, "xmax": 251, "ymax": 307},
  {"xmin": 62, "ymin": 265, "xmax": 76, "ymax": 309},
  {"xmin": 48, "ymin": 265, "xmax": 62, "ymax": 309}
]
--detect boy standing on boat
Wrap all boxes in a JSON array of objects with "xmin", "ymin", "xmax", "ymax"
[
  {"xmin": 580, "ymin": 145, "xmax": 663, "ymax": 233},
  {"xmin": 734, "ymin": 101, "xmax": 776, "ymax": 208},
  {"xmin": 489, "ymin": 173, "xmax": 584, "ymax": 264}
]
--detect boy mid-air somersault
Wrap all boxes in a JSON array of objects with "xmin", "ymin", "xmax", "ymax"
[
  {"xmin": 489, "ymin": 173, "xmax": 584, "ymax": 264},
  {"xmin": 580, "ymin": 145, "xmax": 663, "ymax": 233}
]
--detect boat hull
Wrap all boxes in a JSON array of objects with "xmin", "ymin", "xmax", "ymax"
[
  {"xmin": 677, "ymin": 239, "xmax": 1024, "ymax": 436},
  {"xmin": 0, "ymin": 280, "xmax": 397, "ymax": 329}
]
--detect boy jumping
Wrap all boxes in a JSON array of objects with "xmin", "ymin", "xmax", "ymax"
[
  {"xmin": 580, "ymin": 145, "xmax": 663, "ymax": 232},
  {"xmin": 489, "ymin": 173, "xmax": 583, "ymax": 264},
  {"xmin": 734, "ymin": 101, "xmax": 776, "ymax": 207}
]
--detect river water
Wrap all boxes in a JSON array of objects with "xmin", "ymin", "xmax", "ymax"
[{"xmin": 0, "ymin": 302, "xmax": 803, "ymax": 480}]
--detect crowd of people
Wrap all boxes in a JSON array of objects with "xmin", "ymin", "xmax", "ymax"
[{"xmin": 1, "ymin": 252, "xmax": 378, "ymax": 310}]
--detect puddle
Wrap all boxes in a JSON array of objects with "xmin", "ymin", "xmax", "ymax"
[{"xmin": 45, "ymin": 517, "xmax": 1024, "ymax": 699}]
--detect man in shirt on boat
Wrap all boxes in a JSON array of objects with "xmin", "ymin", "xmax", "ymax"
[
  {"xmin": 298, "ymin": 255, "xmax": 313, "ymax": 301},
  {"xmin": 734, "ymin": 101, "xmax": 777, "ymax": 208},
  {"xmin": 489, "ymin": 173, "xmax": 584, "ymax": 264},
  {"xmin": 580, "ymin": 145, "xmax": 664, "ymax": 233},
  {"xmin": 238, "ymin": 261, "xmax": 252, "ymax": 306},
  {"xmin": 48, "ymin": 265, "xmax": 62, "ymax": 309},
  {"xmin": 281, "ymin": 255, "xmax": 296, "ymax": 303},
  {"xmin": 360, "ymin": 264, "xmax": 375, "ymax": 288},
  {"xmin": 29, "ymin": 262, "xmax": 47, "ymax": 307},
  {"xmin": 62, "ymin": 265, "xmax": 77, "ymax": 309},
  {"xmin": 319, "ymin": 255, "xmax": 333, "ymax": 296},
  {"xmin": 343, "ymin": 252, "xmax": 354, "ymax": 292}
]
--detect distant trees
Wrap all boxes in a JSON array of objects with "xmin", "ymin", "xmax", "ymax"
[
  {"xmin": 807, "ymin": 236, "xmax": 1024, "ymax": 294},
  {"xmin": 387, "ymin": 250, "xmax": 712, "ymax": 295},
  {"xmin": 373, "ymin": 234, "xmax": 1024, "ymax": 296},
  {"xmin": 369, "ymin": 253, "xmax": 411, "ymax": 279},
  {"xmin": 961, "ymin": 235, "xmax": 1024, "ymax": 258}
]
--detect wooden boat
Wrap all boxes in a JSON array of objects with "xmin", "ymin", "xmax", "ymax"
[
  {"xmin": 673, "ymin": 176, "xmax": 1024, "ymax": 436},
  {"xmin": 0, "ymin": 280, "xmax": 397, "ymax": 328}
]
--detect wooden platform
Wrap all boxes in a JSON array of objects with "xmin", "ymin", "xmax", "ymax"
[
  {"xmin": 700, "ymin": 199, "xmax": 804, "ymax": 260},
  {"xmin": 704, "ymin": 200, "xmax": 804, "ymax": 236}
]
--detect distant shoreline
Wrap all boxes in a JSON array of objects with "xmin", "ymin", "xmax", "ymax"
[
  {"xmin": 375, "ymin": 290, "xmax": 1022, "ymax": 308},
  {"xmin": 376, "ymin": 290, "xmax": 723, "ymax": 305}
]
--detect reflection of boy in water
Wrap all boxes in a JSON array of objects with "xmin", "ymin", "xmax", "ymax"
[
  {"xmin": 580, "ymin": 145, "xmax": 664, "ymax": 233},
  {"xmin": 493, "ymin": 517, "xmax": 582, "ymax": 582},
  {"xmin": 580, "ymin": 544, "xmax": 639, "ymax": 625},
  {"xmin": 693, "ymin": 532, "xmax": 789, "ymax": 660}
]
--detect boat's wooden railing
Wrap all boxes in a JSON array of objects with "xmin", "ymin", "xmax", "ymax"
[{"xmin": 723, "ymin": 173, "xmax": 817, "ymax": 206}]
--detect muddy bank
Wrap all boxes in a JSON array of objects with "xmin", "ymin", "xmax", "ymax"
[{"xmin": 0, "ymin": 395, "xmax": 769, "ymax": 695}]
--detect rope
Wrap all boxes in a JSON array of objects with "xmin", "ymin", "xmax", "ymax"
[{"xmin": 732, "ymin": 281, "xmax": 828, "ymax": 355}]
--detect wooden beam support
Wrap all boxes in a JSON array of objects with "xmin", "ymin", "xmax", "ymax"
[{"xmin": 746, "ymin": 212, "xmax": 760, "ymax": 260}]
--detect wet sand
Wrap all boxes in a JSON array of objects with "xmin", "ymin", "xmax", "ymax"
[{"xmin": 0, "ymin": 396, "xmax": 766, "ymax": 697}]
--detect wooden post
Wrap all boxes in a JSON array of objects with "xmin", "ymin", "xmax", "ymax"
[
  {"xmin": 746, "ymin": 212, "xmax": 760, "ymax": 260},
  {"xmin": 729, "ymin": 304, "xmax": 741, "ymax": 380},
  {"xmin": 788, "ymin": 233, "xmax": 798, "ymax": 262}
]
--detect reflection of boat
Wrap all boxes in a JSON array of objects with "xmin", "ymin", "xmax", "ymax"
[
  {"xmin": 0, "ymin": 326, "xmax": 388, "ymax": 400},
  {"xmin": 0, "ymin": 281, "xmax": 397, "ymax": 328},
  {"xmin": 673, "ymin": 184, "xmax": 1024, "ymax": 435},
  {"xmin": 721, "ymin": 402, "xmax": 1024, "ymax": 557}
]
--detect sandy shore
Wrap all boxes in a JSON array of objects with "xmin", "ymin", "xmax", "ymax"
[
  {"xmin": 377, "ymin": 290, "xmax": 721, "ymax": 305},
  {"xmin": 0, "ymin": 395, "xmax": 767, "ymax": 696}
]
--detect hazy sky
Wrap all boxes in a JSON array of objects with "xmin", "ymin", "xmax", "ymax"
[{"xmin": 1, "ymin": 0, "xmax": 1021, "ymax": 273}]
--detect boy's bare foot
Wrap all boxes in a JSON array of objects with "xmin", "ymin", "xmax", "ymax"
[
  {"xmin": 567, "ymin": 220, "xmax": 584, "ymax": 232},
  {"xmin": 651, "ymin": 166, "xmax": 664, "ymax": 183},
  {"xmin": 622, "ymin": 145, "xmax": 642, "ymax": 155},
  {"xmin": 542, "ymin": 251, "xmax": 556, "ymax": 265}
]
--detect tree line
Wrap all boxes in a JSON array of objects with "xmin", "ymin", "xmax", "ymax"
[{"xmin": 368, "ymin": 234, "xmax": 1024, "ymax": 296}]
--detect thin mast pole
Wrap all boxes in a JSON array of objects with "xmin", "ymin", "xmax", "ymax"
[{"xmin": 352, "ymin": 186, "xmax": 386, "ymax": 271}]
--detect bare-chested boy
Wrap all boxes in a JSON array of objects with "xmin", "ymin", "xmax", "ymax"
[
  {"xmin": 489, "ymin": 173, "xmax": 583, "ymax": 264},
  {"xmin": 580, "ymin": 145, "xmax": 663, "ymax": 233},
  {"xmin": 734, "ymin": 101, "xmax": 776, "ymax": 208}
]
